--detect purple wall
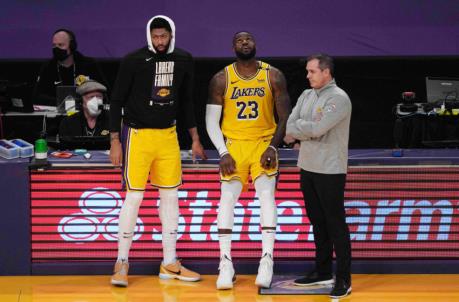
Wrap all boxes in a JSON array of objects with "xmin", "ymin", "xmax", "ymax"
[{"xmin": 1, "ymin": 0, "xmax": 458, "ymax": 58}]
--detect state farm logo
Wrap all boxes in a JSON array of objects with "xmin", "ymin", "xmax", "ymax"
[
  {"xmin": 56, "ymin": 187, "xmax": 459, "ymax": 243},
  {"xmin": 58, "ymin": 187, "xmax": 144, "ymax": 242},
  {"xmin": 56, "ymin": 188, "xmax": 306, "ymax": 243}
]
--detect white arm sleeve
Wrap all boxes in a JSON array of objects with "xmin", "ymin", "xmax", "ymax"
[{"xmin": 205, "ymin": 104, "xmax": 228, "ymax": 157}]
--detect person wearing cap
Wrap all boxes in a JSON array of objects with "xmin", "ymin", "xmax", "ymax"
[
  {"xmin": 58, "ymin": 79, "xmax": 110, "ymax": 139},
  {"xmin": 109, "ymin": 15, "xmax": 207, "ymax": 287}
]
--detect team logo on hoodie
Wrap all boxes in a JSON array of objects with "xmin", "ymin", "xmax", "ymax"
[
  {"xmin": 157, "ymin": 88, "xmax": 170, "ymax": 97},
  {"xmin": 151, "ymin": 61, "xmax": 175, "ymax": 105}
]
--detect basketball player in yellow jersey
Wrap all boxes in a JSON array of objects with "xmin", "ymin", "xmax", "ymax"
[{"xmin": 206, "ymin": 31, "xmax": 291, "ymax": 289}]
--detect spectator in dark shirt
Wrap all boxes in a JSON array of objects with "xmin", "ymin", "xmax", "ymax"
[{"xmin": 33, "ymin": 28, "xmax": 107, "ymax": 106}]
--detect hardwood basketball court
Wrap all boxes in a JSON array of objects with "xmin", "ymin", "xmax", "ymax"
[{"xmin": 1, "ymin": 274, "xmax": 458, "ymax": 301}]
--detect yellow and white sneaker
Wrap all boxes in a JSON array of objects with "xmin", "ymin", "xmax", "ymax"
[
  {"xmin": 159, "ymin": 260, "xmax": 201, "ymax": 282},
  {"xmin": 111, "ymin": 260, "xmax": 129, "ymax": 287}
]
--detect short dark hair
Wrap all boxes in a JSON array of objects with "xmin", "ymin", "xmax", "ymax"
[
  {"xmin": 150, "ymin": 18, "xmax": 172, "ymax": 32},
  {"xmin": 232, "ymin": 31, "xmax": 255, "ymax": 44},
  {"xmin": 307, "ymin": 53, "xmax": 334, "ymax": 77}
]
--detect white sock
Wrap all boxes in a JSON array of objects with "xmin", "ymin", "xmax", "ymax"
[
  {"xmin": 218, "ymin": 233, "xmax": 232, "ymax": 260},
  {"xmin": 117, "ymin": 191, "xmax": 144, "ymax": 262},
  {"xmin": 262, "ymin": 229, "xmax": 275, "ymax": 256},
  {"xmin": 159, "ymin": 188, "xmax": 179, "ymax": 265},
  {"xmin": 255, "ymin": 175, "xmax": 277, "ymax": 257}
]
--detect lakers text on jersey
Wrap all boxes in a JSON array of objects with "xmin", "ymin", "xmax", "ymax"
[{"xmin": 221, "ymin": 61, "xmax": 276, "ymax": 140}]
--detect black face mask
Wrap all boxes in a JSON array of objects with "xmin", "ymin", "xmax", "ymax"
[{"xmin": 52, "ymin": 47, "xmax": 70, "ymax": 61}]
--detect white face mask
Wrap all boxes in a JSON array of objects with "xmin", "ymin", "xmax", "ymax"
[{"xmin": 86, "ymin": 96, "xmax": 103, "ymax": 117}]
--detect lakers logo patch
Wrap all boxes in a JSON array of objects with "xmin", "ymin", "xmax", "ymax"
[
  {"xmin": 324, "ymin": 103, "xmax": 337, "ymax": 113},
  {"xmin": 157, "ymin": 88, "xmax": 171, "ymax": 97}
]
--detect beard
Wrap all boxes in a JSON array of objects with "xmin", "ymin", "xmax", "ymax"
[
  {"xmin": 235, "ymin": 47, "xmax": 256, "ymax": 61},
  {"xmin": 154, "ymin": 42, "xmax": 170, "ymax": 54}
]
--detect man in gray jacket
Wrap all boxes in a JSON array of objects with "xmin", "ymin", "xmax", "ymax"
[{"xmin": 285, "ymin": 54, "xmax": 352, "ymax": 299}]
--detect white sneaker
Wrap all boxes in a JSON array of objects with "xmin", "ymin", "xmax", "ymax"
[
  {"xmin": 255, "ymin": 253, "xmax": 273, "ymax": 288},
  {"xmin": 216, "ymin": 255, "xmax": 236, "ymax": 290}
]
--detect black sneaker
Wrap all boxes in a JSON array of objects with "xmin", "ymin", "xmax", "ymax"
[
  {"xmin": 293, "ymin": 271, "xmax": 334, "ymax": 286},
  {"xmin": 329, "ymin": 279, "xmax": 351, "ymax": 298}
]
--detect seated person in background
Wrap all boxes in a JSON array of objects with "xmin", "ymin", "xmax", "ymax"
[
  {"xmin": 58, "ymin": 79, "xmax": 110, "ymax": 149},
  {"xmin": 33, "ymin": 28, "xmax": 107, "ymax": 106}
]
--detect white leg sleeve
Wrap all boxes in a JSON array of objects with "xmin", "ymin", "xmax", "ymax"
[
  {"xmin": 254, "ymin": 175, "xmax": 277, "ymax": 228},
  {"xmin": 159, "ymin": 188, "xmax": 179, "ymax": 265},
  {"xmin": 218, "ymin": 181, "xmax": 242, "ymax": 259},
  {"xmin": 117, "ymin": 191, "xmax": 144, "ymax": 261},
  {"xmin": 255, "ymin": 175, "xmax": 277, "ymax": 256},
  {"xmin": 217, "ymin": 181, "xmax": 243, "ymax": 230}
]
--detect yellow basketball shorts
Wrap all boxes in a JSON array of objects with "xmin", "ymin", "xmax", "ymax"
[
  {"xmin": 123, "ymin": 126, "xmax": 181, "ymax": 191},
  {"xmin": 221, "ymin": 137, "xmax": 278, "ymax": 189}
]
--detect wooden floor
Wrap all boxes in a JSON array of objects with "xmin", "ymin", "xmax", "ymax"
[{"xmin": 1, "ymin": 274, "xmax": 458, "ymax": 302}]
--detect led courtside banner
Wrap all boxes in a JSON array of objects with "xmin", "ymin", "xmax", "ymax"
[{"xmin": 31, "ymin": 167, "xmax": 459, "ymax": 262}]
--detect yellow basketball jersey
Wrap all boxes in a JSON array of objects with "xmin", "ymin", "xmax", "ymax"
[{"xmin": 221, "ymin": 61, "xmax": 276, "ymax": 140}]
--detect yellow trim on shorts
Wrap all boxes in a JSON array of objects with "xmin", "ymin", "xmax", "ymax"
[{"xmin": 252, "ymin": 171, "xmax": 278, "ymax": 183}]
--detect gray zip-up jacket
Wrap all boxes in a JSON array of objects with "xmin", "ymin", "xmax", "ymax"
[{"xmin": 286, "ymin": 79, "xmax": 351, "ymax": 174}]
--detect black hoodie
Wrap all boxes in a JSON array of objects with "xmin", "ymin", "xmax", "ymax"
[
  {"xmin": 33, "ymin": 51, "xmax": 107, "ymax": 106},
  {"xmin": 110, "ymin": 15, "xmax": 196, "ymax": 132}
]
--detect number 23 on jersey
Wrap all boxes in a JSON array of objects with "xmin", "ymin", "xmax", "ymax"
[{"xmin": 236, "ymin": 100, "xmax": 259, "ymax": 120}]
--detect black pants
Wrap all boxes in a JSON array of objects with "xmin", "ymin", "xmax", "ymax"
[{"xmin": 300, "ymin": 169, "xmax": 351, "ymax": 282}]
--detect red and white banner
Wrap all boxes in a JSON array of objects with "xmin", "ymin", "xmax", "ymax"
[{"xmin": 31, "ymin": 167, "xmax": 459, "ymax": 261}]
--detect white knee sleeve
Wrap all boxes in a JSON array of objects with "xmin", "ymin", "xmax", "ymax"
[
  {"xmin": 117, "ymin": 191, "xmax": 144, "ymax": 261},
  {"xmin": 159, "ymin": 188, "xmax": 179, "ymax": 265},
  {"xmin": 159, "ymin": 188, "xmax": 179, "ymax": 232},
  {"xmin": 255, "ymin": 175, "xmax": 277, "ymax": 228},
  {"xmin": 119, "ymin": 191, "xmax": 144, "ymax": 238},
  {"xmin": 217, "ymin": 181, "xmax": 243, "ymax": 230}
]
